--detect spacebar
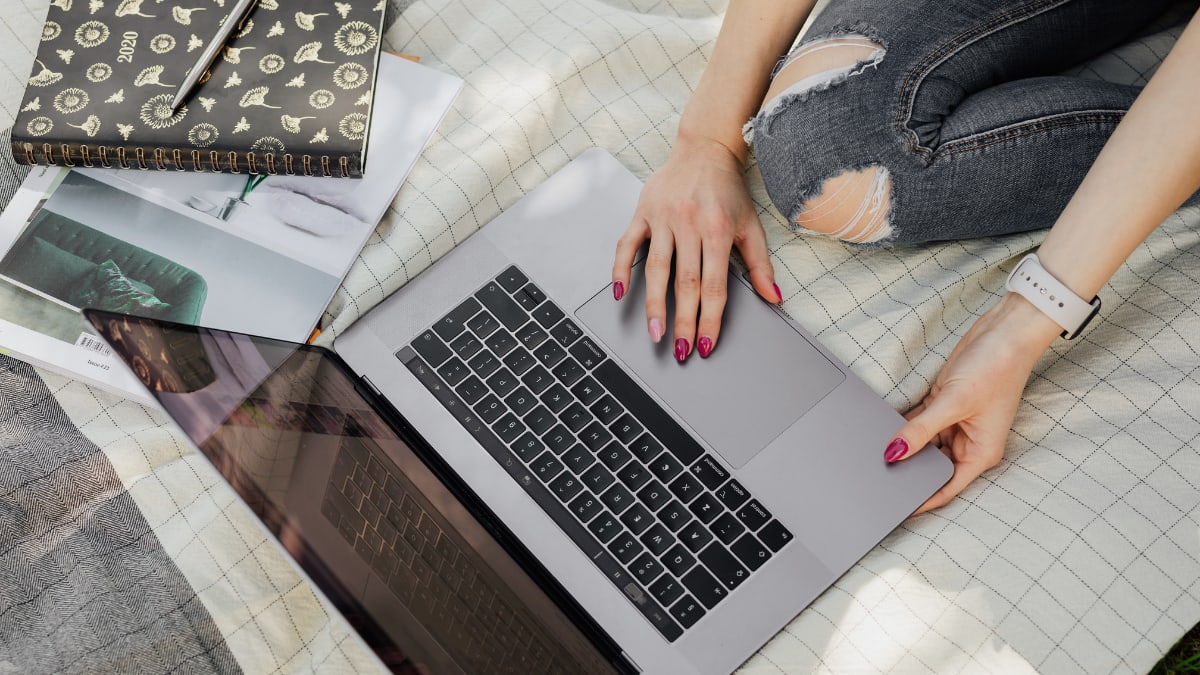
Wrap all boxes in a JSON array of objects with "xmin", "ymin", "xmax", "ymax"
[
  {"xmin": 593, "ymin": 360, "xmax": 704, "ymax": 465},
  {"xmin": 401, "ymin": 349, "xmax": 683, "ymax": 641}
]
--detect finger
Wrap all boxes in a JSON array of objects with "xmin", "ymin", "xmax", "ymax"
[
  {"xmin": 734, "ymin": 218, "xmax": 781, "ymax": 304},
  {"xmin": 643, "ymin": 227, "xmax": 675, "ymax": 344},
  {"xmin": 671, "ymin": 229, "xmax": 702, "ymax": 362},
  {"xmin": 612, "ymin": 217, "xmax": 649, "ymax": 302},
  {"xmin": 695, "ymin": 236, "xmax": 732, "ymax": 358},
  {"xmin": 883, "ymin": 393, "xmax": 965, "ymax": 463}
]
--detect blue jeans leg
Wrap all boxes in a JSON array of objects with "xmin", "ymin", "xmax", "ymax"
[{"xmin": 750, "ymin": 0, "xmax": 1178, "ymax": 245}]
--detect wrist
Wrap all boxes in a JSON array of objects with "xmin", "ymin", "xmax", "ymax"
[
  {"xmin": 674, "ymin": 125, "xmax": 748, "ymax": 166},
  {"xmin": 987, "ymin": 292, "xmax": 1064, "ymax": 356}
]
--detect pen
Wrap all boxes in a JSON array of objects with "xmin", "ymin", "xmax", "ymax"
[{"xmin": 171, "ymin": 0, "xmax": 258, "ymax": 110}]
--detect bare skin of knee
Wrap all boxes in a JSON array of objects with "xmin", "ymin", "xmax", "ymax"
[
  {"xmin": 762, "ymin": 38, "xmax": 883, "ymax": 108},
  {"xmin": 796, "ymin": 167, "xmax": 893, "ymax": 243}
]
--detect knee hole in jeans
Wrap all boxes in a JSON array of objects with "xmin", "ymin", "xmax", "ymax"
[{"xmin": 794, "ymin": 165, "xmax": 892, "ymax": 244}]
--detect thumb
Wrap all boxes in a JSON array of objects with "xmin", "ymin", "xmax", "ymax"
[{"xmin": 884, "ymin": 394, "xmax": 961, "ymax": 463}]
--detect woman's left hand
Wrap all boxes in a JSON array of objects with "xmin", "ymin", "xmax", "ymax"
[{"xmin": 885, "ymin": 293, "xmax": 1061, "ymax": 514}]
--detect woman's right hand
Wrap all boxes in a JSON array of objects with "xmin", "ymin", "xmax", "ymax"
[{"xmin": 611, "ymin": 135, "xmax": 781, "ymax": 362}]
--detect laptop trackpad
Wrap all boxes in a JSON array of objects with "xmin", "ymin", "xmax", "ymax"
[{"xmin": 575, "ymin": 264, "xmax": 845, "ymax": 469}]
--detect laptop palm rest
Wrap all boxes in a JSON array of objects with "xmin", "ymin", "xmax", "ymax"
[{"xmin": 575, "ymin": 261, "xmax": 845, "ymax": 469}]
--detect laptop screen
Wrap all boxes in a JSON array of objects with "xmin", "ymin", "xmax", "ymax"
[{"xmin": 85, "ymin": 309, "xmax": 626, "ymax": 674}]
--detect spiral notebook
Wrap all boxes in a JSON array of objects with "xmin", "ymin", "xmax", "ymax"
[{"xmin": 13, "ymin": 0, "xmax": 385, "ymax": 177}]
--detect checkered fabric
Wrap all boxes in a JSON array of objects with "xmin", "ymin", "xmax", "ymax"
[{"xmin": 2, "ymin": 0, "xmax": 1198, "ymax": 673}]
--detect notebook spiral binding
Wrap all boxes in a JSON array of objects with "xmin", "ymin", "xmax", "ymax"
[{"xmin": 15, "ymin": 141, "xmax": 357, "ymax": 178}]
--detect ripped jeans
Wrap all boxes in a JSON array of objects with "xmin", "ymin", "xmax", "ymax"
[{"xmin": 747, "ymin": 0, "xmax": 1178, "ymax": 245}]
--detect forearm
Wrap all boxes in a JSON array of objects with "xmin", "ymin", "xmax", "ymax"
[
  {"xmin": 677, "ymin": 0, "xmax": 817, "ymax": 162},
  {"xmin": 1007, "ymin": 13, "xmax": 1200, "ymax": 350}
]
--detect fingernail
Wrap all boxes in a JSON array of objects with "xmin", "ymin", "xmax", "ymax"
[
  {"xmin": 648, "ymin": 318, "xmax": 665, "ymax": 343},
  {"xmin": 674, "ymin": 337, "xmax": 690, "ymax": 362},
  {"xmin": 884, "ymin": 437, "xmax": 908, "ymax": 463},
  {"xmin": 772, "ymin": 283, "xmax": 783, "ymax": 304},
  {"xmin": 613, "ymin": 281, "xmax": 625, "ymax": 301},
  {"xmin": 697, "ymin": 335, "xmax": 713, "ymax": 358}
]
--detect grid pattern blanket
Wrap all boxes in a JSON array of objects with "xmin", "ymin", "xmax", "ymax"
[{"xmin": 1, "ymin": 0, "xmax": 1198, "ymax": 672}]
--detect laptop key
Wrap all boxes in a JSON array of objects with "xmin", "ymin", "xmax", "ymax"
[
  {"xmin": 638, "ymin": 480, "xmax": 671, "ymax": 512},
  {"xmin": 511, "ymin": 432, "xmax": 545, "ymax": 462},
  {"xmin": 610, "ymin": 414, "xmax": 644, "ymax": 445},
  {"xmin": 532, "ymin": 300, "xmax": 565, "ymax": 328},
  {"xmin": 550, "ymin": 318, "xmax": 583, "ymax": 347},
  {"xmin": 521, "ymin": 365, "xmax": 554, "ymax": 394},
  {"xmin": 630, "ymin": 552, "xmax": 666, "ymax": 585},
  {"xmin": 518, "ymin": 282, "xmax": 546, "ymax": 305},
  {"xmin": 668, "ymin": 472, "xmax": 703, "ymax": 505},
  {"xmin": 449, "ymin": 331, "xmax": 484, "ymax": 360},
  {"xmin": 569, "ymin": 336, "xmax": 607, "ymax": 370},
  {"xmin": 710, "ymin": 512, "xmax": 745, "ymax": 545},
  {"xmin": 476, "ymin": 282, "xmax": 527, "ymax": 331},
  {"xmin": 599, "ymin": 483, "xmax": 634, "ymax": 515},
  {"xmin": 699, "ymin": 542, "xmax": 749, "ymax": 591},
  {"xmin": 681, "ymin": 566, "xmax": 727, "ymax": 609},
  {"xmin": 504, "ymin": 386, "xmax": 537, "ymax": 416},
  {"xmin": 533, "ymin": 339, "xmax": 567, "ymax": 368},
  {"xmin": 579, "ymin": 421, "xmax": 613, "ymax": 452},
  {"xmin": 607, "ymin": 531, "xmax": 644, "ymax": 565},
  {"xmin": 468, "ymin": 345, "xmax": 501, "ymax": 379},
  {"xmin": 484, "ymin": 328, "xmax": 518, "ymax": 356},
  {"xmin": 530, "ymin": 453, "xmax": 565, "ymax": 482},
  {"xmin": 650, "ymin": 575, "xmax": 685, "ymax": 607},
  {"xmin": 570, "ymin": 376, "xmax": 603, "ymax": 406},
  {"xmin": 550, "ymin": 357, "xmax": 585, "ymax": 387},
  {"xmin": 581, "ymin": 464, "xmax": 616, "ymax": 493},
  {"xmin": 516, "ymin": 322, "xmax": 549, "ymax": 350},
  {"xmin": 677, "ymin": 520, "xmax": 714, "ymax": 553},
  {"xmin": 486, "ymin": 369, "xmax": 520, "ymax": 398},
  {"xmin": 737, "ymin": 499, "xmax": 771, "ymax": 531},
  {"xmin": 658, "ymin": 499, "xmax": 693, "ymax": 533},
  {"xmin": 662, "ymin": 543, "xmax": 697, "ymax": 577},
  {"xmin": 649, "ymin": 453, "xmax": 684, "ymax": 484},
  {"xmin": 539, "ymin": 383, "xmax": 571, "ymax": 413},
  {"xmin": 437, "ymin": 357, "xmax": 470, "ymax": 386},
  {"xmin": 616, "ymin": 461, "xmax": 652, "ymax": 492},
  {"xmin": 559, "ymin": 402, "xmax": 591, "ymax": 433},
  {"xmin": 628, "ymin": 433, "xmax": 664, "ymax": 464},
  {"xmin": 502, "ymin": 346, "xmax": 536, "ymax": 376},
  {"xmin": 618, "ymin": 502, "xmax": 654, "ymax": 535},
  {"xmin": 496, "ymin": 265, "xmax": 528, "ymax": 293},
  {"xmin": 730, "ymin": 533, "xmax": 772, "ymax": 571},
  {"xmin": 639, "ymin": 523, "xmax": 675, "ymax": 556},
  {"xmin": 523, "ymin": 404, "xmax": 556, "ymax": 435},
  {"xmin": 542, "ymin": 424, "xmax": 575, "ymax": 455},
  {"xmin": 466, "ymin": 311, "xmax": 501, "ymax": 340},
  {"xmin": 590, "ymin": 395, "xmax": 623, "ymax": 425},
  {"xmin": 691, "ymin": 455, "xmax": 731, "ymax": 491},
  {"xmin": 455, "ymin": 376, "xmax": 488, "ymax": 406},
  {"xmin": 586, "ymin": 511, "xmax": 622, "ymax": 544},
  {"xmin": 568, "ymin": 492, "xmax": 603, "ymax": 523},
  {"xmin": 549, "ymin": 473, "xmax": 583, "ymax": 502},
  {"xmin": 562, "ymin": 444, "xmax": 596, "ymax": 475},
  {"xmin": 435, "ymin": 297, "xmax": 483, "ymax": 341},
  {"xmin": 669, "ymin": 596, "xmax": 706, "ymax": 630},
  {"xmin": 714, "ymin": 478, "xmax": 750, "ymax": 511},
  {"xmin": 597, "ymin": 441, "xmax": 632, "ymax": 472},
  {"xmin": 474, "ymin": 394, "xmax": 505, "ymax": 424},
  {"xmin": 757, "ymin": 519, "xmax": 794, "ymax": 552},
  {"xmin": 493, "ymin": 413, "xmax": 526, "ymax": 444},
  {"xmin": 412, "ymin": 330, "xmax": 452, "ymax": 367},
  {"xmin": 686, "ymin": 492, "xmax": 723, "ymax": 524}
]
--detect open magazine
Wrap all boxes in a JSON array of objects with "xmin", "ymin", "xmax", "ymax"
[{"xmin": 0, "ymin": 53, "xmax": 463, "ymax": 401}]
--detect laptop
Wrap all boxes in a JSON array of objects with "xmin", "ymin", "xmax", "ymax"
[{"xmin": 85, "ymin": 148, "xmax": 952, "ymax": 674}]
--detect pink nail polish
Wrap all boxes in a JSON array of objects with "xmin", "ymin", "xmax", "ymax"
[
  {"xmin": 772, "ymin": 283, "xmax": 783, "ymax": 304},
  {"xmin": 884, "ymin": 438, "xmax": 908, "ymax": 463},
  {"xmin": 674, "ymin": 338, "xmax": 690, "ymax": 362},
  {"xmin": 697, "ymin": 336, "xmax": 713, "ymax": 358},
  {"xmin": 648, "ymin": 318, "xmax": 665, "ymax": 343},
  {"xmin": 613, "ymin": 281, "xmax": 625, "ymax": 301}
]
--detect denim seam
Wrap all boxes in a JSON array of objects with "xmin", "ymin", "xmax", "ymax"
[
  {"xmin": 933, "ymin": 110, "xmax": 1127, "ymax": 158},
  {"xmin": 891, "ymin": 0, "xmax": 1076, "ymax": 160}
]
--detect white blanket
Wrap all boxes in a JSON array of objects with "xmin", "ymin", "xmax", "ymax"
[{"xmin": 2, "ymin": 1, "xmax": 1197, "ymax": 672}]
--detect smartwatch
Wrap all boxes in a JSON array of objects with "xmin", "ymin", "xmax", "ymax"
[{"xmin": 1004, "ymin": 253, "xmax": 1101, "ymax": 340}]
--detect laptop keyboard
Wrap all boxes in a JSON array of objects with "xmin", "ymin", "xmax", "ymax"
[
  {"xmin": 395, "ymin": 266, "xmax": 794, "ymax": 642},
  {"xmin": 323, "ymin": 434, "xmax": 586, "ymax": 673}
]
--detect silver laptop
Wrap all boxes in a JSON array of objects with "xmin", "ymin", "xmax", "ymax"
[{"xmin": 86, "ymin": 147, "xmax": 951, "ymax": 674}]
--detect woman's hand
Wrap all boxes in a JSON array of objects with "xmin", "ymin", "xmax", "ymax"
[
  {"xmin": 885, "ymin": 294, "xmax": 1062, "ymax": 514},
  {"xmin": 612, "ymin": 135, "xmax": 781, "ymax": 362}
]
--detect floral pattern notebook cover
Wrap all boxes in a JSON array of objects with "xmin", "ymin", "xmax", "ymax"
[{"xmin": 13, "ymin": 0, "xmax": 386, "ymax": 177}]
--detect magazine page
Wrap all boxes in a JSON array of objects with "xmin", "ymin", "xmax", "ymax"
[{"xmin": 0, "ymin": 54, "xmax": 464, "ymax": 401}]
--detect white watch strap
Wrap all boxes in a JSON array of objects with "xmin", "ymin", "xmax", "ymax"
[{"xmin": 1005, "ymin": 253, "xmax": 1101, "ymax": 339}]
